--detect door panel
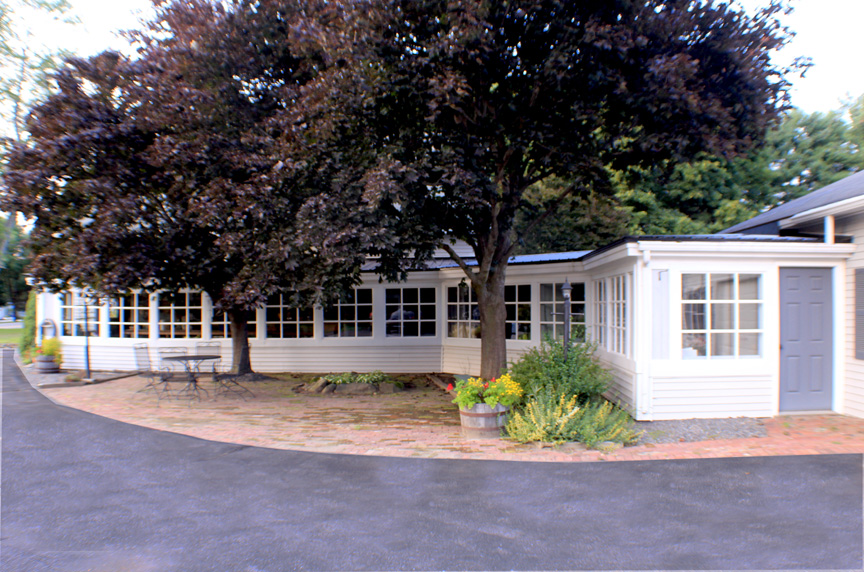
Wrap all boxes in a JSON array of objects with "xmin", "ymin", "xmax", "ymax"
[{"xmin": 779, "ymin": 268, "xmax": 833, "ymax": 411}]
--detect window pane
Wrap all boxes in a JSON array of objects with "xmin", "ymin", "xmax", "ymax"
[
  {"xmin": 357, "ymin": 322, "xmax": 373, "ymax": 337},
  {"xmin": 572, "ymin": 283, "xmax": 585, "ymax": 301},
  {"xmin": 518, "ymin": 284, "xmax": 531, "ymax": 301},
  {"xmin": 683, "ymin": 333, "xmax": 706, "ymax": 357},
  {"xmin": 683, "ymin": 304, "xmax": 706, "ymax": 330},
  {"xmin": 299, "ymin": 324, "xmax": 314, "ymax": 338},
  {"xmin": 419, "ymin": 305, "xmax": 436, "ymax": 320},
  {"xmin": 323, "ymin": 323, "xmax": 338, "ymax": 337},
  {"xmin": 711, "ymin": 333, "xmax": 734, "ymax": 356},
  {"xmin": 682, "ymin": 274, "xmax": 705, "ymax": 300},
  {"xmin": 505, "ymin": 285, "xmax": 515, "ymax": 302},
  {"xmin": 267, "ymin": 323, "xmax": 280, "ymax": 338},
  {"xmin": 385, "ymin": 289, "xmax": 400, "ymax": 304},
  {"xmin": 448, "ymin": 287, "xmax": 457, "ymax": 303},
  {"xmin": 323, "ymin": 307, "xmax": 338, "ymax": 321},
  {"xmin": 420, "ymin": 288, "xmax": 435, "ymax": 303},
  {"xmin": 711, "ymin": 304, "xmax": 735, "ymax": 330},
  {"xmin": 517, "ymin": 304, "xmax": 531, "ymax": 321},
  {"xmin": 739, "ymin": 304, "xmax": 760, "ymax": 329},
  {"xmin": 340, "ymin": 323, "xmax": 355, "ymax": 337},
  {"xmin": 739, "ymin": 274, "xmax": 761, "ymax": 300},
  {"xmin": 420, "ymin": 322, "xmax": 436, "ymax": 337},
  {"xmin": 403, "ymin": 322, "xmax": 418, "ymax": 336},
  {"xmin": 341, "ymin": 306, "xmax": 355, "ymax": 321},
  {"xmin": 357, "ymin": 305, "xmax": 373, "ymax": 321},
  {"xmin": 540, "ymin": 304, "xmax": 553, "ymax": 322},
  {"xmin": 710, "ymin": 274, "xmax": 734, "ymax": 300},
  {"xmin": 299, "ymin": 307, "xmax": 314, "ymax": 321},
  {"xmin": 403, "ymin": 288, "xmax": 418, "ymax": 304},
  {"xmin": 284, "ymin": 323, "xmax": 297, "ymax": 338},
  {"xmin": 540, "ymin": 323, "xmax": 554, "ymax": 339},
  {"xmin": 517, "ymin": 324, "xmax": 531, "ymax": 340},
  {"xmin": 739, "ymin": 333, "xmax": 761, "ymax": 356},
  {"xmin": 540, "ymin": 283, "xmax": 554, "ymax": 302},
  {"xmin": 356, "ymin": 289, "xmax": 372, "ymax": 304},
  {"xmin": 403, "ymin": 305, "xmax": 418, "ymax": 319},
  {"xmin": 506, "ymin": 304, "xmax": 516, "ymax": 321}
]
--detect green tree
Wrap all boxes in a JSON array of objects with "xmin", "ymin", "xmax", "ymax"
[{"xmin": 514, "ymin": 177, "xmax": 633, "ymax": 253}]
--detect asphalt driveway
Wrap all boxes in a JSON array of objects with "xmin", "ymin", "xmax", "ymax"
[{"xmin": 2, "ymin": 349, "xmax": 862, "ymax": 571}]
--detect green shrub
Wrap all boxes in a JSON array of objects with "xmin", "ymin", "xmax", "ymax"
[
  {"xmin": 572, "ymin": 400, "xmax": 642, "ymax": 448},
  {"xmin": 505, "ymin": 389, "xmax": 582, "ymax": 443},
  {"xmin": 506, "ymin": 389, "xmax": 641, "ymax": 447},
  {"xmin": 507, "ymin": 337, "xmax": 611, "ymax": 402},
  {"xmin": 355, "ymin": 370, "xmax": 388, "ymax": 384},
  {"xmin": 19, "ymin": 290, "xmax": 36, "ymax": 361},
  {"xmin": 323, "ymin": 371, "xmax": 390, "ymax": 385},
  {"xmin": 40, "ymin": 337, "xmax": 63, "ymax": 364},
  {"xmin": 322, "ymin": 372, "xmax": 356, "ymax": 385}
]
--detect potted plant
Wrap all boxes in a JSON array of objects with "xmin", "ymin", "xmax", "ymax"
[
  {"xmin": 449, "ymin": 374, "xmax": 523, "ymax": 439},
  {"xmin": 34, "ymin": 337, "xmax": 62, "ymax": 373}
]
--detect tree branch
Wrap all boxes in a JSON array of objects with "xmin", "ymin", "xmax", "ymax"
[{"xmin": 440, "ymin": 242, "xmax": 479, "ymax": 288}]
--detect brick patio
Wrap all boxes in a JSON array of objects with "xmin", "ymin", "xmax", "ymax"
[{"xmin": 33, "ymin": 371, "xmax": 864, "ymax": 463}]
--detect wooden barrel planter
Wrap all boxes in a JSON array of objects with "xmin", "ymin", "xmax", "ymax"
[
  {"xmin": 34, "ymin": 355, "xmax": 60, "ymax": 374},
  {"xmin": 459, "ymin": 403, "xmax": 509, "ymax": 439}
]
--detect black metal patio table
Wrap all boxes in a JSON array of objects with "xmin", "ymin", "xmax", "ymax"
[{"xmin": 161, "ymin": 354, "xmax": 220, "ymax": 401}]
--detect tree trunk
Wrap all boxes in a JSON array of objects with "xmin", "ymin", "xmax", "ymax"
[
  {"xmin": 476, "ymin": 268, "xmax": 508, "ymax": 380},
  {"xmin": 228, "ymin": 308, "xmax": 253, "ymax": 375}
]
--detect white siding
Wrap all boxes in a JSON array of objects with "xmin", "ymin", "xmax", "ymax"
[
  {"xmin": 651, "ymin": 376, "xmax": 774, "ymax": 419},
  {"xmin": 596, "ymin": 353, "xmax": 637, "ymax": 414},
  {"xmin": 837, "ymin": 214, "xmax": 864, "ymax": 417},
  {"xmin": 59, "ymin": 339, "xmax": 444, "ymax": 374}
]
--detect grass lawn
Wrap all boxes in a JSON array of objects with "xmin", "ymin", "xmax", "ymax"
[{"xmin": 0, "ymin": 328, "xmax": 22, "ymax": 344}]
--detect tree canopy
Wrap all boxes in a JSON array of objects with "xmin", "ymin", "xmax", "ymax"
[
  {"xmin": 1, "ymin": 0, "xmax": 404, "ymax": 372},
  {"xmin": 3, "ymin": 0, "xmax": 802, "ymax": 378},
  {"xmin": 331, "ymin": 0, "xmax": 799, "ymax": 377}
]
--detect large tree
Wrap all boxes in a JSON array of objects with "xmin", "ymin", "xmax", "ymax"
[
  {"xmin": 1, "ymin": 0, "xmax": 402, "ymax": 372},
  {"xmin": 329, "ymin": 0, "xmax": 800, "ymax": 378}
]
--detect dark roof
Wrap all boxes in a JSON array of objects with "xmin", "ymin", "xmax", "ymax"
[
  {"xmin": 722, "ymin": 170, "xmax": 864, "ymax": 234},
  {"xmin": 361, "ymin": 235, "xmax": 821, "ymax": 271},
  {"xmin": 580, "ymin": 234, "xmax": 821, "ymax": 261}
]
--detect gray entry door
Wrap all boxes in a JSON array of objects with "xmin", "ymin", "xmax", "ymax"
[{"xmin": 779, "ymin": 268, "xmax": 833, "ymax": 411}]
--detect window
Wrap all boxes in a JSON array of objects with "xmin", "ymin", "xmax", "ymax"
[
  {"xmin": 609, "ymin": 275, "xmax": 627, "ymax": 354},
  {"xmin": 540, "ymin": 282, "xmax": 585, "ymax": 341},
  {"xmin": 265, "ymin": 294, "xmax": 314, "ymax": 339},
  {"xmin": 108, "ymin": 293, "xmax": 150, "ymax": 338},
  {"xmin": 447, "ymin": 284, "xmax": 480, "ymax": 338},
  {"xmin": 386, "ymin": 287, "xmax": 436, "ymax": 337},
  {"xmin": 682, "ymin": 273, "xmax": 762, "ymax": 358},
  {"xmin": 505, "ymin": 285, "xmax": 532, "ymax": 340},
  {"xmin": 60, "ymin": 291, "xmax": 100, "ymax": 337},
  {"xmin": 857, "ymin": 269, "xmax": 864, "ymax": 360},
  {"xmin": 212, "ymin": 308, "xmax": 258, "ymax": 339},
  {"xmin": 157, "ymin": 292, "xmax": 203, "ymax": 338},
  {"xmin": 593, "ymin": 280, "xmax": 606, "ymax": 346},
  {"xmin": 323, "ymin": 289, "xmax": 373, "ymax": 337},
  {"xmin": 592, "ymin": 275, "xmax": 628, "ymax": 355}
]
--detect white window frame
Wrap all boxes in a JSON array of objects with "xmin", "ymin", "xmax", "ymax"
[
  {"xmin": 107, "ymin": 292, "xmax": 150, "ymax": 339},
  {"xmin": 385, "ymin": 287, "xmax": 437, "ymax": 338},
  {"xmin": 681, "ymin": 272, "xmax": 763, "ymax": 359}
]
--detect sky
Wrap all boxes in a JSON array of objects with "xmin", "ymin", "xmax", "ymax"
[{"xmin": 18, "ymin": 0, "xmax": 864, "ymax": 115}]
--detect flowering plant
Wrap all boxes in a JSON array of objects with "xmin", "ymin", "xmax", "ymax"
[{"xmin": 449, "ymin": 374, "xmax": 523, "ymax": 409}]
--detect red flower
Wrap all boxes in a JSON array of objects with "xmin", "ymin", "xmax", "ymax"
[{"xmin": 446, "ymin": 383, "xmax": 454, "ymax": 391}]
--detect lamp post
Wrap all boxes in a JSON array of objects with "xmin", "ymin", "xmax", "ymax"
[{"xmin": 561, "ymin": 279, "xmax": 572, "ymax": 359}]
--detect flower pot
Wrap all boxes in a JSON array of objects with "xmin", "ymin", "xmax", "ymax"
[
  {"xmin": 459, "ymin": 403, "xmax": 509, "ymax": 439},
  {"xmin": 35, "ymin": 355, "xmax": 60, "ymax": 374}
]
